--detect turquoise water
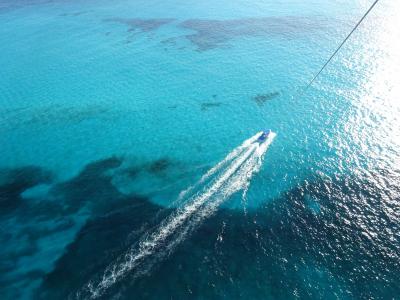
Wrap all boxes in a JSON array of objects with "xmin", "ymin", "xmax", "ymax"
[{"xmin": 1, "ymin": 0, "xmax": 400, "ymax": 299}]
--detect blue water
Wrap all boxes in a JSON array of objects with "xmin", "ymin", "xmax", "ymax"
[{"xmin": 1, "ymin": 0, "xmax": 400, "ymax": 299}]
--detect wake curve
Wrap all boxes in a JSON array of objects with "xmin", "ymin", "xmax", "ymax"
[{"xmin": 79, "ymin": 132, "xmax": 276, "ymax": 299}]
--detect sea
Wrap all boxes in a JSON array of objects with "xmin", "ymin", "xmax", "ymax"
[{"xmin": 1, "ymin": 0, "xmax": 399, "ymax": 299}]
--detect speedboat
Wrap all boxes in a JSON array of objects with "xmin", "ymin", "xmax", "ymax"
[{"xmin": 255, "ymin": 129, "xmax": 272, "ymax": 143}]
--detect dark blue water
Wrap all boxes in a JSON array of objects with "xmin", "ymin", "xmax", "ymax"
[{"xmin": 1, "ymin": 0, "xmax": 399, "ymax": 299}]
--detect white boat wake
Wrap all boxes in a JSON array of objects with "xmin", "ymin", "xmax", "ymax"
[{"xmin": 78, "ymin": 132, "xmax": 276, "ymax": 299}]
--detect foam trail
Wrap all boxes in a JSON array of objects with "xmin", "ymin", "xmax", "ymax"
[
  {"xmin": 80, "ymin": 132, "xmax": 275, "ymax": 299},
  {"xmin": 184, "ymin": 132, "xmax": 275, "ymax": 228},
  {"xmin": 162, "ymin": 134, "xmax": 275, "ymax": 260},
  {"xmin": 176, "ymin": 133, "xmax": 261, "ymax": 201}
]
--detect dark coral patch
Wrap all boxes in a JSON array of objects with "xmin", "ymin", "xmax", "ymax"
[
  {"xmin": 38, "ymin": 172, "xmax": 400, "ymax": 299},
  {"xmin": 50, "ymin": 157, "xmax": 124, "ymax": 214},
  {"xmin": 147, "ymin": 158, "xmax": 170, "ymax": 174},
  {"xmin": 0, "ymin": 166, "xmax": 53, "ymax": 214},
  {"xmin": 253, "ymin": 91, "xmax": 280, "ymax": 106},
  {"xmin": 59, "ymin": 10, "xmax": 91, "ymax": 17},
  {"xmin": 123, "ymin": 166, "xmax": 141, "ymax": 179},
  {"xmin": 0, "ymin": 157, "xmax": 157, "ymax": 299},
  {"xmin": 40, "ymin": 199, "xmax": 165, "ymax": 299},
  {"xmin": 0, "ymin": 0, "xmax": 52, "ymax": 13},
  {"xmin": 200, "ymin": 102, "xmax": 222, "ymax": 111},
  {"xmin": 180, "ymin": 17, "xmax": 327, "ymax": 51},
  {"xmin": 0, "ymin": 105, "xmax": 111, "ymax": 132},
  {"xmin": 105, "ymin": 18, "xmax": 175, "ymax": 33}
]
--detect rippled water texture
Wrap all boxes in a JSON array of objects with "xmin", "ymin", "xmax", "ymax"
[{"xmin": 1, "ymin": 0, "xmax": 399, "ymax": 299}]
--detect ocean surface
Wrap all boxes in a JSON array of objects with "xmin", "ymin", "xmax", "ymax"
[{"xmin": 1, "ymin": 0, "xmax": 399, "ymax": 299}]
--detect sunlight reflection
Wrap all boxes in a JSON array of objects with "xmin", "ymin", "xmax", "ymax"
[{"xmin": 346, "ymin": 0, "xmax": 400, "ymax": 173}]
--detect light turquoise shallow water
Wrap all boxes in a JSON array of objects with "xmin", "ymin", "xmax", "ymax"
[{"xmin": 1, "ymin": 0, "xmax": 399, "ymax": 299}]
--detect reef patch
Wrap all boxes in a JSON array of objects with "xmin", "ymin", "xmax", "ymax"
[
  {"xmin": 50, "ymin": 157, "xmax": 124, "ymax": 214},
  {"xmin": 201, "ymin": 102, "xmax": 222, "ymax": 111},
  {"xmin": 253, "ymin": 91, "xmax": 280, "ymax": 106},
  {"xmin": 59, "ymin": 10, "xmax": 92, "ymax": 17},
  {"xmin": 38, "ymin": 172, "xmax": 400, "ymax": 299},
  {"xmin": 104, "ymin": 18, "xmax": 175, "ymax": 33},
  {"xmin": 179, "ymin": 17, "xmax": 327, "ymax": 51},
  {"xmin": 39, "ymin": 199, "xmax": 165, "ymax": 299},
  {"xmin": 0, "ymin": 104, "xmax": 111, "ymax": 132},
  {"xmin": 0, "ymin": 166, "xmax": 53, "ymax": 214},
  {"xmin": 147, "ymin": 158, "xmax": 170, "ymax": 174}
]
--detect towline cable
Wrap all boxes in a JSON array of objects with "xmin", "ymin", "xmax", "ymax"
[{"xmin": 298, "ymin": 0, "xmax": 380, "ymax": 97}]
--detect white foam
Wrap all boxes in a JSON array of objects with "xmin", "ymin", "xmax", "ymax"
[
  {"xmin": 80, "ymin": 132, "xmax": 275, "ymax": 299},
  {"xmin": 176, "ymin": 133, "xmax": 262, "ymax": 202}
]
